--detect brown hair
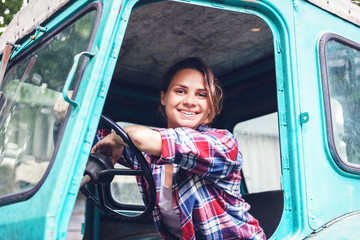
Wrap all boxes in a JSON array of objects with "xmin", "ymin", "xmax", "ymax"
[{"xmin": 159, "ymin": 57, "xmax": 223, "ymax": 125}]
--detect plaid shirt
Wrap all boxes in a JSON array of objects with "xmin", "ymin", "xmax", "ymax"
[{"xmin": 119, "ymin": 125, "xmax": 266, "ymax": 240}]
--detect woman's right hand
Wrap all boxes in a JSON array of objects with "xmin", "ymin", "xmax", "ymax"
[
  {"xmin": 53, "ymin": 90, "xmax": 73, "ymax": 124},
  {"xmin": 91, "ymin": 132, "xmax": 125, "ymax": 165}
]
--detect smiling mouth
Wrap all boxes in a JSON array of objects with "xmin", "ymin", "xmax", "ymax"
[{"xmin": 179, "ymin": 110, "xmax": 196, "ymax": 115}]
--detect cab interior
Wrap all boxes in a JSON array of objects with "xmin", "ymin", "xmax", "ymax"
[{"xmin": 83, "ymin": 1, "xmax": 283, "ymax": 239}]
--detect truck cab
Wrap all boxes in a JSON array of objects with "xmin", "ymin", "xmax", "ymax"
[{"xmin": 0, "ymin": 0, "xmax": 359, "ymax": 239}]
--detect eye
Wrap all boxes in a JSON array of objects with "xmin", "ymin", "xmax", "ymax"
[
  {"xmin": 175, "ymin": 88, "xmax": 185, "ymax": 94},
  {"xmin": 198, "ymin": 92, "xmax": 208, "ymax": 98}
]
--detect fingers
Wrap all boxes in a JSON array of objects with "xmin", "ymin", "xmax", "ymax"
[
  {"xmin": 90, "ymin": 137, "xmax": 124, "ymax": 165},
  {"xmin": 91, "ymin": 135, "xmax": 110, "ymax": 154},
  {"xmin": 53, "ymin": 91, "xmax": 73, "ymax": 123},
  {"xmin": 91, "ymin": 141, "xmax": 108, "ymax": 155},
  {"xmin": 90, "ymin": 144, "xmax": 97, "ymax": 153},
  {"xmin": 111, "ymin": 155, "xmax": 117, "ymax": 165},
  {"xmin": 53, "ymin": 98, "xmax": 69, "ymax": 123},
  {"xmin": 112, "ymin": 145, "xmax": 124, "ymax": 164}
]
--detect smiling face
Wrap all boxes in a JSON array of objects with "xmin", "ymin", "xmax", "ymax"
[{"xmin": 161, "ymin": 68, "xmax": 210, "ymax": 129}]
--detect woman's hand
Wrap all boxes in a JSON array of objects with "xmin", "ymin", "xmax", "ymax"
[
  {"xmin": 91, "ymin": 132, "xmax": 125, "ymax": 164},
  {"xmin": 53, "ymin": 90, "xmax": 73, "ymax": 124},
  {"xmin": 91, "ymin": 125, "xmax": 162, "ymax": 165}
]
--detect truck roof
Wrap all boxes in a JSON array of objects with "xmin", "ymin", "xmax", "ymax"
[
  {"xmin": 0, "ymin": 0, "xmax": 359, "ymax": 55},
  {"xmin": 0, "ymin": 0, "xmax": 71, "ymax": 54},
  {"xmin": 306, "ymin": 0, "xmax": 360, "ymax": 27}
]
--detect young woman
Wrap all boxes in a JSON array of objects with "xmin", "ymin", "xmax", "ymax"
[{"xmin": 91, "ymin": 58, "xmax": 266, "ymax": 240}]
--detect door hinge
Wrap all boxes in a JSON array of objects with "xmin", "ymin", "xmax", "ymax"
[
  {"xmin": 280, "ymin": 112, "xmax": 287, "ymax": 126},
  {"xmin": 84, "ymin": 127, "xmax": 94, "ymax": 144},
  {"xmin": 285, "ymin": 195, "xmax": 292, "ymax": 211},
  {"xmin": 99, "ymin": 81, "xmax": 108, "ymax": 98},
  {"xmin": 282, "ymin": 155, "xmax": 290, "ymax": 170},
  {"xmin": 68, "ymin": 176, "xmax": 81, "ymax": 195}
]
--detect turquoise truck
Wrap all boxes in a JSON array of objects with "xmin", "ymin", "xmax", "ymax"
[{"xmin": 0, "ymin": 0, "xmax": 359, "ymax": 239}]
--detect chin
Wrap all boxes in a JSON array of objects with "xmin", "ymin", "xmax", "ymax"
[
  {"xmin": 170, "ymin": 121, "xmax": 196, "ymax": 129},
  {"xmin": 180, "ymin": 121, "xmax": 200, "ymax": 129}
]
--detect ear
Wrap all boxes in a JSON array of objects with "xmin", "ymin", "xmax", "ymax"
[{"xmin": 160, "ymin": 91, "xmax": 166, "ymax": 106}]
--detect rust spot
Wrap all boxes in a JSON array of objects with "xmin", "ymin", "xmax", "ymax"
[{"xmin": 242, "ymin": 0, "xmax": 259, "ymax": 4}]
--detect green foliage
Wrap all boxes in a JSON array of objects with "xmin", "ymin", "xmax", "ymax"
[
  {"xmin": 353, "ymin": 0, "xmax": 360, "ymax": 6},
  {"xmin": 0, "ymin": 0, "xmax": 27, "ymax": 36},
  {"xmin": 0, "ymin": 0, "xmax": 23, "ymax": 28},
  {"xmin": 2, "ymin": 10, "xmax": 97, "ymax": 91}
]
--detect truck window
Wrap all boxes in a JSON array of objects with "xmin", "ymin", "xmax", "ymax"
[
  {"xmin": 0, "ymin": 8, "xmax": 99, "ymax": 203},
  {"xmin": 321, "ymin": 34, "xmax": 360, "ymax": 172}
]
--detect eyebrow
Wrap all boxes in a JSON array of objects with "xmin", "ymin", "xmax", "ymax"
[{"xmin": 174, "ymin": 84, "xmax": 207, "ymax": 91}]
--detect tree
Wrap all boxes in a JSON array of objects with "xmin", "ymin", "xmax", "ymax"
[{"xmin": 0, "ymin": 0, "xmax": 27, "ymax": 36}]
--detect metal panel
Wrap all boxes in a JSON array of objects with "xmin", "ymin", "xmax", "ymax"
[
  {"xmin": 304, "ymin": 211, "xmax": 360, "ymax": 239},
  {"xmin": 0, "ymin": 0, "xmax": 72, "ymax": 54}
]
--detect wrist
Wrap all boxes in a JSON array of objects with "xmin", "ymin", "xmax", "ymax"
[{"xmin": 111, "ymin": 132, "xmax": 126, "ymax": 146}]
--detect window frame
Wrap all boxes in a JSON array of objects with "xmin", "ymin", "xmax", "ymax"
[
  {"xmin": 100, "ymin": 0, "xmax": 282, "ymax": 213},
  {"xmin": 0, "ymin": 1, "xmax": 103, "ymax": 207},
  {"xmin": 319, "ymin": 32, "xmax": 360, "ymax": 174}
]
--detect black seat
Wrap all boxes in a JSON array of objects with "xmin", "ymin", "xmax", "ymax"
[{"xmin": 242, "ymin": 190, "xmax": 284, "ymax": 238}]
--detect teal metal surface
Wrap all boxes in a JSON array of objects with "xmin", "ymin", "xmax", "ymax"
[
  {"xmin": 63, "ymin": 48, "xmax": 98, "ymax": 108},
  {"xmin": 304, "ymin": 211, "xmax": 360, "ymax": 239},
  {"xmin": 0, "ymin": 0, "xmax": 118, "ymax": 239},
  {"xmin": 294, "ymin": 0, "xmax": 360, "ymax": 233},
  {"xmin": 0, "ymin": 0, "xmax": 359, "ymax": 239},
  {"xmin": 55, "ymin": 0, "xmax": 127, "ymax": 238}
]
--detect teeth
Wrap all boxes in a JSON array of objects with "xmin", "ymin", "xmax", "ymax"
[{"xmin": 180, "ymin": 110, "xmax": 195, "ymax": 115}]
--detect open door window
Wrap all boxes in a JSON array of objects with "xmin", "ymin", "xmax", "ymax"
[{"xmin": 0, "ymin": 2, "xmax": 102, "ymax": 206}]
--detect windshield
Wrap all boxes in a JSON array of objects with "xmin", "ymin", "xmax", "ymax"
[{"xmin": 0, "ymin": 10, "xmax": 98, "ymax": 200}]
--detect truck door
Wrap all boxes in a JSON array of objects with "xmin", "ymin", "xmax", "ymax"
[{"xmin": 0, "ymin": 1, "xmax": 122, "ymax": 238}]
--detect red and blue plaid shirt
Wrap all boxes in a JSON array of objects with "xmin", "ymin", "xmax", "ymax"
[{"xmin": 119, "ymin": 125, "xmax": 266, "ymax": 240}]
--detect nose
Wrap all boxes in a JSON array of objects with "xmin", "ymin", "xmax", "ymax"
[{"xmin": 183, "ymin": 93, "xmax": 196, "ymax": 107}]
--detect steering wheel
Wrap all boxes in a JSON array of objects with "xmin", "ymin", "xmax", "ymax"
[{"xmin": 80, "ymin": 115, "xmax": 156, "ymax": 221}]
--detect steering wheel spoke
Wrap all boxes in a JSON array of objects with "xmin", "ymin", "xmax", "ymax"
[
  {"xmin": 97, "ymin": 184, "xmax": 106, "ymax": 208},
  {"xmin": 99, "ymin": 168, "xmax": 144, "ymax": 177}
]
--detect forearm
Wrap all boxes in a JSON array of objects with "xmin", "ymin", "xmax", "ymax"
[{"xmin": 123, "ymin": 125, "xmax": 162, "ymax": 156}]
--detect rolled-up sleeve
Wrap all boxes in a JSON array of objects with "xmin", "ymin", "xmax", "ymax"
[{"xmin": 153, "ymin": 127, "xmax": 241, "ymax": 181}]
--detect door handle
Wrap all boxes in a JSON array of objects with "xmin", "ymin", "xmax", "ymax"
[{"xmin": 63, "ymin": 48, "xmax": 98, "ymax": 107}]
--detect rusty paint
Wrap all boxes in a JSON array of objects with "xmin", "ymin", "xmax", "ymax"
[{"xmin": 241, "ymin": 0, "xmax": 260, "ymax": 4}]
